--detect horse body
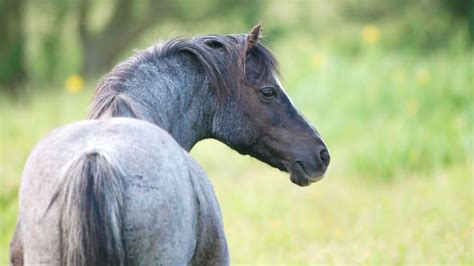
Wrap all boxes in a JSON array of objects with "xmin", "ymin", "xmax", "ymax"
[
  {"xmin": 19, "ymin": 118, "xmax": 227, "ymax": 265},
  {"xmin": 11, "ymin": 25, "xmax": 330, "ymax": 265}
]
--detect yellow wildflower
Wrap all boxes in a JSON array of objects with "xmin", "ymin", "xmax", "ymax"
[
  {"xmin": 392, "ymin": 69, "xmax": 406, "ymax": 84},
  {"xmin": 269, "ymin": 219, "xmax": 281, "ymax": 230},
  {"xmin": 415, "ymin": 68, "xmax": 430, "ymax": 86},
  {"xmin": 362, "ymin": 249, "xmax": 372, "ymax": 260},
  {"xmin": 333, "ymin": 227, "xmax": 344, "ymax": 237},
  {"xmin": 405, "ymin": 100, "xmax": 418, "ymax": 115},
  {"xmin": 454, "ymin": 114, "xmax": 466, "ymax": 129},
  {"xmin": 312, "ymin": 52, "xmax": 327, "ymax": 70},
  {"xmin": 65, "ymin": 74, "xmax": 84, "ymax": 93},
  {"xmin": 408, "ymin": 149, "xmax": 420, "ymax": 164},
  {"xmin": 362, "ymin": 24, "xmax": 380, "ymax": 44}
]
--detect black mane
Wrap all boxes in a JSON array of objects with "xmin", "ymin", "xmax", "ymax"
[{"xmin": 89, "ymin": 33, "xmax": 278, "ymax": 119}]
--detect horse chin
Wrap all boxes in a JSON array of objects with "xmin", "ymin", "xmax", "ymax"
[
  {"xmin": 247, "ymin": 149, "xmax": 324, "ymax": 186},
  {"xmin": 287, "ymin": 162, "xmax": 325, "ymax": 187}
]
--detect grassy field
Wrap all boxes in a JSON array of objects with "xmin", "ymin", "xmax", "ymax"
[{"xmin": 0, "ymin": 40, "xmax": 472, "ymax": 264}]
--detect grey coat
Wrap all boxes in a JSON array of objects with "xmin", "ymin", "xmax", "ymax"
[{"xmin": 19, "ymin": 118, "xmax": 228, "ymax": 265}]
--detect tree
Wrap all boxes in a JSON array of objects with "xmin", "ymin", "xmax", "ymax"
[
  {"xmin": 77, "ymin": 0, "xmax": 260, "ymax": 77},
  {"xmin": 78, "ymin": 0, "xmax": 172, "ymax": 77},
  {"xmin": 0, "ymin": 0, "xmax": 264, "ymax": 93},
  {"xmin": 0, "ymin": 0, "xmax": 26, "ymax": 94}
]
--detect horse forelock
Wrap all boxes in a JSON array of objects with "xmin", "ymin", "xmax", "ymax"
[{"xmin": 89, "ymin": 33, "xmax": 279, "ymax": 119}]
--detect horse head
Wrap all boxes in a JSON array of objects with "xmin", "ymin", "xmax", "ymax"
[{"xmin": 213, "ymin": 25, "xmax": 330, "ymax": 186}]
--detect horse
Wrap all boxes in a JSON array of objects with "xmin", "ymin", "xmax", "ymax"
[{"xmin": 10, "ymin": 25, "xmax": 330, "ymax": 265}]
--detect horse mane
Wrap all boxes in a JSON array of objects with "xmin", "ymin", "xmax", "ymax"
[{"xmin": 88, "ymin": 33, "xmax": 279, "ymax": 119}]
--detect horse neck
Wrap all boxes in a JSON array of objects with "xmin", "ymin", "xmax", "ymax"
[{"xmin": 119, "ymin": 53, "xmax": 217, "ymax": 151}]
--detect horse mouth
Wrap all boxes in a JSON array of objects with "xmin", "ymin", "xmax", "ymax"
[{"xmin": 287, "ymin": 161, "xmax": 325, "ymax": 187}]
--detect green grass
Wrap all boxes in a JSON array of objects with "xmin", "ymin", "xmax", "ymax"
[
  {"xmin": 206, "ymin": 157, "xmax": 472, "ymax": 264},
  {"xmin": 0, "ymin": 43, "xmax": 472, "ymax": 264}
]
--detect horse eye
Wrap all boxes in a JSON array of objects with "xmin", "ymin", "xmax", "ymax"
[{"xmin": 259, "ymin": 87, "xmax": 278, "ymax": 99}]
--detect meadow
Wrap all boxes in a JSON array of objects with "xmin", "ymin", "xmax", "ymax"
[{"xmin": 0, "ymin": 32, "xmax": 472, "ymax": 264}]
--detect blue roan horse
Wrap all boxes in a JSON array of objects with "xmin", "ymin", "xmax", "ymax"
[{"xmin": 10, "ymin": 25, "xmax": 330, "ymax": 265}]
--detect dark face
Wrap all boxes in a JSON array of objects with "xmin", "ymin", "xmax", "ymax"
[{"xmin": 213, "ymin": 45, "xmax": 330, "ymax": 187}]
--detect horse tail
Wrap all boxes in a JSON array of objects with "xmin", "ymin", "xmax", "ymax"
[{"xmin": 55, "ymin": 151, "xmax": 126, "ymax": 266}]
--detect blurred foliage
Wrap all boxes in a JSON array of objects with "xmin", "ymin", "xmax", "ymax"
[
  {"xmin": 0, "ymin": 0, "xmax": 472, "ymax": 93},
  {"xmin": 0, "ymin": 0, "xmax": 263, "ymax": 91}
]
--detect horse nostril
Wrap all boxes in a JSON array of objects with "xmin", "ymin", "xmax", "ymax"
[{"xmin": 320, "ymin": 149, "xmax": 330, "ymax": 167}]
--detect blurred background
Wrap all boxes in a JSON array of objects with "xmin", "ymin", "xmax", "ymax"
[{"xmin": 0, "ymin": 0, "xmax": 472, "ymax": 264}]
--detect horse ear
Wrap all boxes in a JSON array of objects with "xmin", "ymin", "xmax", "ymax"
[{"xmin": 246, "ymin": 24, "xmax": 262, "ymax": 52}]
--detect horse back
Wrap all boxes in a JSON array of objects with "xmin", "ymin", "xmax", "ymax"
[{"xmin": 18, "ymin": 118, "xmax": 223, "ymax": 265}]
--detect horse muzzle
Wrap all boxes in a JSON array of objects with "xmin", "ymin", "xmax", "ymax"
[{"xmin": 287, "ymin": 148, "xmax": 330, "ymax": 187}]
